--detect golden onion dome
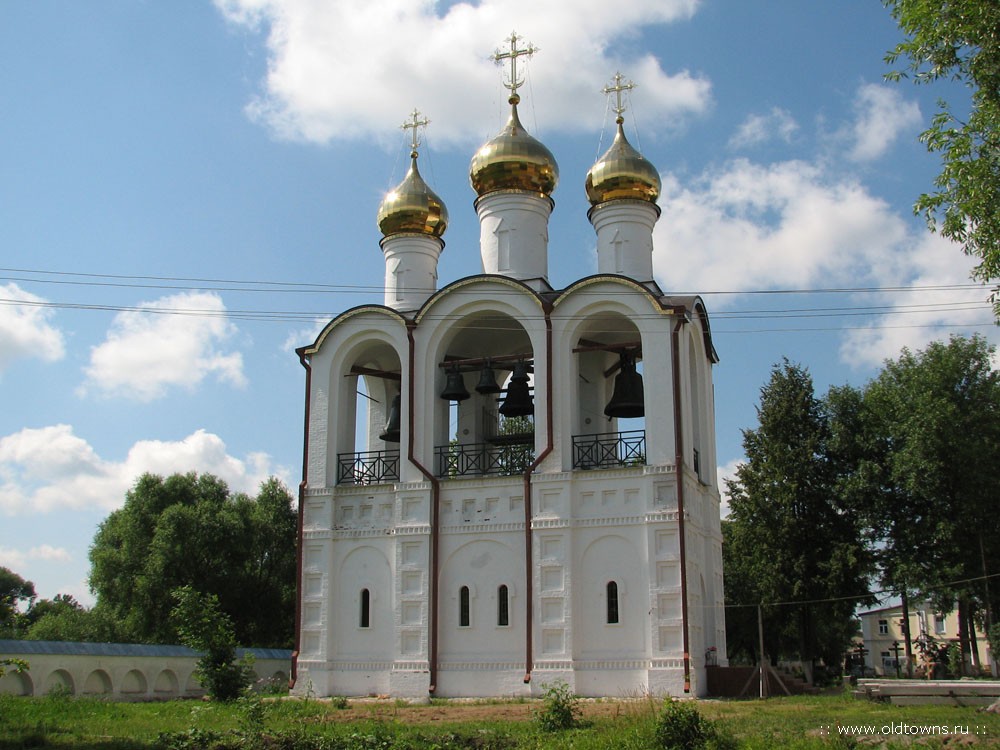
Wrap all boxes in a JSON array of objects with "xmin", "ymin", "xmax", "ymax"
[
  {"xmin": 470, "ymin": 95, "xmax": 558, "ymax": 198},
  {"xmin": 585, "ymin": 120, "xmax": 660, "ymax": 206},
  {"xmin": 377, "ymin": 153, "xmax": 449, "ymax": 238}
]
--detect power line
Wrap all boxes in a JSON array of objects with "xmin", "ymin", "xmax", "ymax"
[
  {"xmin": 720, "ymin": 571, "xmax": 1000, "ymax": 611},
  {"xmin": 1, "ymin": 266, "xmax": 995, "ymax": 333},
  {"xmin": 2, "ymin": 296, "xmax": 994, "ymax": 335},
  {"xmin": 1, "ymin": 266, "xmax": 991, "ymax": 298}
]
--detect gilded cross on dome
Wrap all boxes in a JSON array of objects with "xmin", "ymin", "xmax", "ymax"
[
  {"xmin": 602, "ymin": 72, "xmax": 636, "ymax": 124},
  {"xmin": 492, "ymin": 31, "xmax": 538, "ymax": 100},
  {"xmin": 401, "ymin": 109, "xmax": 429, "ymax": 157}
]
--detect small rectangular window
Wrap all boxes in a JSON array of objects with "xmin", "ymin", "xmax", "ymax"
[
  {"xmin": 360, "ymin": 588, "xmax": 371, "ymax": 628},
  {"xmin": 497, "ymin": 585, "xmax": 509, "ymax": 627},
  {"xmin": 878, "ymin": 619, "xmax": 888, "ymax": 635},
  {"xmin": 607, "ymin": 581, "xmax": 619, "ymax": 624},
  {"xmin": 460, "ymin": 586, "xmax": 470, "ymax": 627}
]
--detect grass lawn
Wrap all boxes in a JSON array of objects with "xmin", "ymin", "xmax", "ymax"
[{"xmin": 1, "ymin": 690, "xmax": 999, "ymax": 749}]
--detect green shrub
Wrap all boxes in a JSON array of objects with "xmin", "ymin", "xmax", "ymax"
[
  {"xmin": 655, "ymin": 699, "xmax": 736, "ymax": 750},
  {"xmin": 331, "ymin": 695, "xmax": 349, "ymax": 709},
  {"xmin": 155, "ymin": 727, "xmax": 228, "ymax": 750},
  {"xmin": 534, "ymin": 680, "xmax": 581, "ymax": 732}
]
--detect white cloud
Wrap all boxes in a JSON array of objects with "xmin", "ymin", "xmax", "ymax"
[
  {"xmin": 655, "ymin": 158, "xmax": 910, "ymax": 294},
  {"xmin": 283, "ymin": 316, "xmax": 328, "ymax": 353},
  {"xmin": 847, "ymin": 83, "xmax": 922, "ymax": 162},
  {"xmin": 0, "ymin": 547, "xmax": 27, "ymax": 571},
  {"xmin": 0, "ymin": 544, "xmax": 74, "ymax": 586},
  {"xmin": 80, "ymin": 291, "xmax": 246, "ymax": 401},
  {"xmin": 716, "ymin": 457, "xmax": 742, "ymax": 519},
  {"xmin": 28, "ymin": 544, "xmax": 72, "ymax": 562},
  {"xmin": 654, "ymin": 158, "xmax": 998, "ymax": 368},
  {"xmin": 838, "ymin": 233, "xmax": 998, "ymax": 369},
  {"xmin": 0, "ymin": 425, "xmax": 289, "ymax": 515},
  {"xmin": 214, "ymin": 0, "xmax": 710, "ymax": 145},
  {"xmin": 0, "ymin": 284, "xmax": 65, "ymax": 372},
  {"xmin": 729, "ymin": 108, "xmax": 798, "ymax": 149}
]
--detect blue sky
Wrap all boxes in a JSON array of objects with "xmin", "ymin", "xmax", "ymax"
[{"xmin": 1, "ymin": 0, "xmax": 996, "ymax": 607}]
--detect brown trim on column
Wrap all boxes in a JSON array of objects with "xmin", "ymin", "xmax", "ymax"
[
  {"xmin": 290, "ymin": 348, "xmax": 312, "ymax": 689},
  {"xmin": 671, "ymin": 309, "xmax": 692, "ymax": 693}
]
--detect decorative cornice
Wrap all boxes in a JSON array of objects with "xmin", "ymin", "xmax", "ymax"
[
  {"xmin": 438, "ymin": 661, "xmax": 523, "ymax": 671},
  {"xmin": 440, "ymin": 522, "xmax": 525, "ymax": 534}
]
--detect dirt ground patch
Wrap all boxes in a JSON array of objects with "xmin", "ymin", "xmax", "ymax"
[{"xmin": 300, "ymin": 697, "xmax": 659, "ymax": 725}]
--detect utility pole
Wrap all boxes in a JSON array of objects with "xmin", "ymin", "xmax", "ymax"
[{"xmin": 758, "ymin": 604, "xmax": 767, "ymax": 698}]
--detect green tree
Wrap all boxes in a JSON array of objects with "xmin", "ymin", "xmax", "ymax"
[
  {"xmin": 0, "ymin": 567, "xmax": 36, "ymax": 638},
  {"xmin": 0, "ymin": 658, "xmax": 28, "ymax": 679},
  {"xmin": 170, "ymin": 585, "xmax": 253, "ymax": 701},
  {"xmin": 858, "ymin": 335, "xmax": 1000, "ymax": 672},
  {"xmin": 883, "ymin": 0, "xmax": 1000, "ymax": 301},
  {"xmin": 23, "ymin": 595, "xmax": 124, "ymax": 643},
  {"xmin": 724, "ymin": 361, "xmax": 874, "ymax": 682},
  {"xmin": 89, "ymin": 472, "xmax": 296, "ymax": 647}
]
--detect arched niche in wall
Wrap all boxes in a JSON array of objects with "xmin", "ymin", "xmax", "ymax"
[
  {"xmin": 120, "ymin": 669, "xmax": 147, "ymax": 696},
  {"xmin": 153, "ymin": 669, "xmax": 179, "ymax": 696},
  {"xmin": 337, "ymin": 545, "xmax": 392, "ymax": 660},
  {"xmin": 577, "ymin": 534, "xmax": 646, "ymax": 659},
  {"xmin": 438, "ymin": 538, "xmax": 520, "ymax": 660},
  {"xmin": 83, "ymin": 669, "xmax": 112, "ymax": 695},
  {"xmin": 44, "ymin": 669, "xmax": 74, "ymax": 696},
  {"xmin": 0, "ymin": 670, "xmax": 33, "ymax": 696}
]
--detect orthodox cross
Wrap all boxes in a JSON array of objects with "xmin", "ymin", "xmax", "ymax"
[
  {"xmin": 492, "ymin": 31, "xmax": 538, "ymax": 98},
  {"xmin": 602, "ymin": 72, "xmax": 636, "ymax": 124},
  {"xmin": 401, "ymin": 109, "xmax": 429, "ymax": 157}
]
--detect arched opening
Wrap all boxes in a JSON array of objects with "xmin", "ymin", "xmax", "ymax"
[
  {"xmin": 688, "ymin": 331, "xmax": 705, "ymax": 483},
  {"xmin": 459, "ymin": 585, "xmax": 471, "ymax": 627},
  {"xmin": 606, "ymin": 581, "xmax": 620, "ymax": 624},
  {"xmin": 360, "ymin": 588, "xmax": 371, "ymax": 628},
  {"xmin": 434, "ymin": 310, "xmax": 535, "ymax": 478},
  {"xmin": 570, "ymin": 312, "xmax": 645, "ymax": 470},
  {"xmin": 335, "ymin": 341, "xmax": 403, "ymax": 486},
  {"xmin": 497, "ymin": 584, "xmax": 509, "ymax": 627}
]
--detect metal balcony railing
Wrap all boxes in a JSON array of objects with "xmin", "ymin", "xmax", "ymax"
[
  {"xmin": 336, "ymin": 450, "xmax": 400, "ymax": 485},
  {"xmin": 572, "ymin": 430, "xmax": 646, "ymax": 470},
  {"xmin": 435, "ymin": 440, "xmax": 534, "ymax": 478}
]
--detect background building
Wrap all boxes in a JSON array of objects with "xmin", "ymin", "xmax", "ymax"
[{"xmin": 858, "ymin": 603, "xmax": 993, "ymax": 677}]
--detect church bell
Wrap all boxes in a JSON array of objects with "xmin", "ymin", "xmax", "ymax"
[
  {"xmin": 440, "ymin": 366, "xmax": 470, "ymax": 401},
  {"xmin": 475, "ymin": 360, "xmax": 502, "ymax": 394},
  {"xmin": 604, "ymin": 351, "xmax": 644, "ymax": 419},
  {"xmin": 499, "ymin": 361, "xmax": 533, "ymax": 417},
  {"xmin": 379, "ymin": 394, "xmax": 401, "ymax": 443}
]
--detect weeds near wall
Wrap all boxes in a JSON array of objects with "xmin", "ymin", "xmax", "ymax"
[{"xmin": 534, "ymin": 680, "xmax": 583, "ymax": 732}]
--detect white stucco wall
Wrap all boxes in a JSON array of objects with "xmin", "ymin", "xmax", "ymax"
[{"xmin": 0, "ymin": 642, "xmax": 291, "ymax": 699}]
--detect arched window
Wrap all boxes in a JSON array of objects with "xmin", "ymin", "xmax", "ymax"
[
  {"xmin": 497, "ymin": 585, "xmax": 509, "ymax": 627},
  {"xmin": 360, "ymin": 588, "xmax": 371, "ymax": 628},
  {"xmin": 459, "ymin": 586, "xmax": 471, "ymax": 627},
  {"xmin": 606, "ymin": 581, "xmax": 620, "ymax": 624}
]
